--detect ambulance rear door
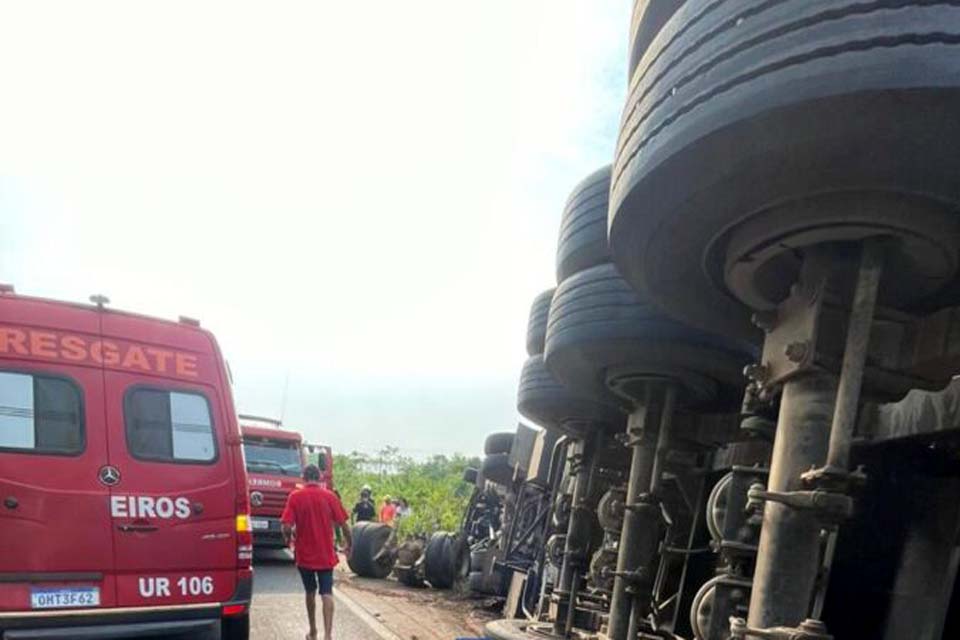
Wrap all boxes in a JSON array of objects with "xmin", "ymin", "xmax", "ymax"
[
  {"xmin": 0, "ymin": 303, "xmax": 117, "ymax": 612},
  {"xmin": 103, "ymin": 367, "xmax": 237, "ymax": 608}
]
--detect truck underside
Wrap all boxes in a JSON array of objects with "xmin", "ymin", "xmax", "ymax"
[{"xmin": 483, "ymin": 3, "xmax": 960, "ymax": 632}]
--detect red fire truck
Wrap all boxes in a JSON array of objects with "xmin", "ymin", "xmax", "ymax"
[{"xmin": 239, "ymin": 416, "xmax": 333, "ymax": 549}]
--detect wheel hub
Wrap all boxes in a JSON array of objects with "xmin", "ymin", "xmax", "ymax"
[
  {"xmin": 605, "ymin": 370, "xmax": 717, "ymax": 408},
  {"xmin": 714, "ymin": 192, "xmax": 960, "ymax": 312}
]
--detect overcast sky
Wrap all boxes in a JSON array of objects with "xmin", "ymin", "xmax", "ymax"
[{"xmin": 0, "ymin": 1, "xmax": 631, "ymax": 458}]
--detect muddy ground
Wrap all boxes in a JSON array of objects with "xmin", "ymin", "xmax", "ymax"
[{"xmin": 333, "ymin": 562, "xmax": 501, "ymax": 639}]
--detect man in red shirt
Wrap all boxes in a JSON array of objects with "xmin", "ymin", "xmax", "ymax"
[{"xmin": 282, "ymin": 464, "xmax": 352, "ymax": 640}]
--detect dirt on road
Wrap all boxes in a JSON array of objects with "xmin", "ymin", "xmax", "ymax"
[{"xmin": 334, "ymin": 563, "xmax": 500, "ymax": 640}]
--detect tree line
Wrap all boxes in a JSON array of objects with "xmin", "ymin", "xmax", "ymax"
[{"xmin": 333, "ymin": 447, "xmax": 481, "ymax": 536}]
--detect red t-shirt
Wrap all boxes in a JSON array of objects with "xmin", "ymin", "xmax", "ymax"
[{"xmin": 280, "ymin": 483, "xmax": 349, "ymax": 570}]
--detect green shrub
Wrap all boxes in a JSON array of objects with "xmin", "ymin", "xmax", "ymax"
[{"xmin": 333, "ymin": 447, "xmax": 480, "ymax": 537}]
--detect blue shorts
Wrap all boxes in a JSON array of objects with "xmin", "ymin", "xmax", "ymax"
[{"xmin": 298, "ymin": 567, "xmax": 334, "ymax": 595}]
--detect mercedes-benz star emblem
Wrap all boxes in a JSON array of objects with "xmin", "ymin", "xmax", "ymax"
[
  {"xmin": 98, "ymin": 465, "xmax": 121, "ymax": 486},
  {"xmin": 250, "ymin": 491, "xmax": 264, "ymax": 507}
]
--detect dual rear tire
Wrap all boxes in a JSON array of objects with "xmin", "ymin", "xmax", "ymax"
[
  {"xmin": 610, "ymin": 0, "xmax": 960, "ymax": 342},
  {"xmin": 347, "ymin": 522, "xmax": 396, "ymax": 579},
  {"xmin": 423, "ymin": 531, "xmax": 469, "ymax": 589},
  {"xmin": 481, "ymin": 452, "xmax": 514, "ymax": 487},
  {"xmin": 468, "ymin": 546, "xmax": 509, "ymax": 597}
]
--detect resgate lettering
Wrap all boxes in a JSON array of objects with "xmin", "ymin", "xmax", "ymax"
[{"xmin": 0, "ymin": 326, "xmax": 199, "ymax": 379}]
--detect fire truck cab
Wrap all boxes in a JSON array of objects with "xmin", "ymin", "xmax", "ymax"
[
  {"xmin": 0, "ymin": 288, "xmax": 252, "ymax": 639},
  {"xmin": 240, "ymin": 417, "xmax": 332, "ymax": 549}
]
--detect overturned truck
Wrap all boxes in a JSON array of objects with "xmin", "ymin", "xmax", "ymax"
[{"xmin": 485, "ymin": 3, "xmax": 960, "ymax": 630}]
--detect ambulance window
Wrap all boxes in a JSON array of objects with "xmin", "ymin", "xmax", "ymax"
[
  {"xmin": 125, "ymin": 388, "xmax": 216, "ymax": 463},
  {"xmin": 170, "ymin": 392, "xmax": 215, "ymax": 461},
  {"xmin": 0, "ymin": 371, "xmax": 83, "ymax": 455}
]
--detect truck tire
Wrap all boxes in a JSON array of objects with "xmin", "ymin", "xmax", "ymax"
[
  {"xmin": 484, "ymin": 432, "xmax": 515, "ymax": 456},
  {"xmin": 462, "ymin": 467, "xmax": 479, "ymax": 485},
  {"xmin": 611, "ymin": 0, "xmax": 960, "ymax": 343},
  {"xmin": 627, "ymin": 0, "xmax": 684, "ymax": 78},
  {"xmin": 424, "ymin": 532, "xmax": 469, "ymax": 589},
  {"xmin": 545, "ymin": 262, "xmax": 753, "ymax": 411},
  {"xmin": 481, "ymin": 453, "xmax": 514, "ymax": 487},
  {"xmin": 517, "ymin": 355, "xmax": 624, "ymax": 435},
  {"xmin": 348, "ymin": 522, "xmax": 395, "ymax": 579},
  {"xmin": 423, "ymin": 532, "xmax": 448, "ymax": 588},
  {"xmin": 469, "ymin": 568, "xmax": 509, "ymax": 597},
  {"xmin": 221, "ymin": 614, "xmax": 250, "ymax": 640},
  {"xmin": 556, "ymin": 166, "xmax": 612, "ymax": 282},
  {"xmin": 526, "ymin": 289, "xmax": 554, "ymax": 356}
]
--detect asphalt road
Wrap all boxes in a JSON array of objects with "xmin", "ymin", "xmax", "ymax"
[{"xmin": 250, "ymin": 550, "xmax": 391, "ymax": 640}]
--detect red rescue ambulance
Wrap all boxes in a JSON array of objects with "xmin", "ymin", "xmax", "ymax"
[
  {"xmin": 240, "ymin": 417, "xmax": 333, "ymax": 548},
  {"xmin": 0, "ymin": 288, "xmax": 252, "ymax": 639}
]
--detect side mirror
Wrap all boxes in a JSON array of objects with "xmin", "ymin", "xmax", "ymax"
[{"xmin": 304, "ymin": 443, "xmax": 327, "ymax": 471}]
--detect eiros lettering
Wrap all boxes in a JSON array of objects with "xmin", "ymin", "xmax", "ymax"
[{"xmin": 111, "ymin": 495, "xmax": 192, "ymax": 520}]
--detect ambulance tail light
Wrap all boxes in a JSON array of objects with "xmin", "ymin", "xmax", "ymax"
[{"xmin": 236, "ymin": 497, "xmax": 253, "ymax": 569}]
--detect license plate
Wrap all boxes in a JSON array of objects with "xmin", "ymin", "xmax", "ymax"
[
  {"xmin": 251, "ymin": 518, "xmax": 270, "ymax": 530},
  {"xmin": 31, "ymin": 587, "xmax": 100, "ymax": 610}
]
